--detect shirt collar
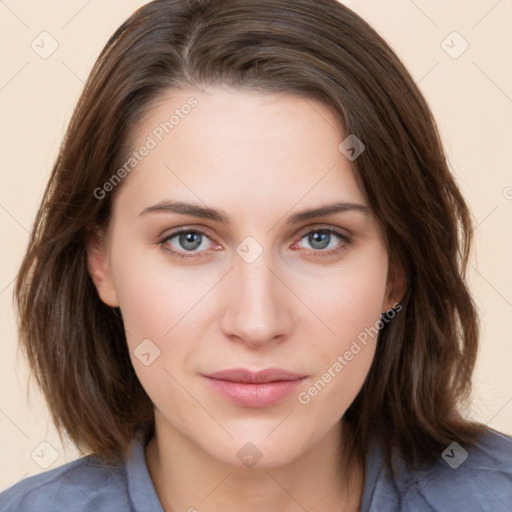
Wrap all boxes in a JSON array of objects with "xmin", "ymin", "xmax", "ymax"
[{"xmin": 126, "ymin": 430, "xmax": 165, "ymax": 511}]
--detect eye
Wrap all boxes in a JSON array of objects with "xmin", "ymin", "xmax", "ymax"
[
  {"xmin": 159, "ymin": 229, "xmax": 216, "ymax": 259},
  {"xmin": 292, "ymin": 227, "xmax": 351, "ymax": 258}
]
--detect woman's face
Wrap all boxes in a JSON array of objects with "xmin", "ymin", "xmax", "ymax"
[{"xmin": 88, "ymin": 86, "xmax": 402, "ymax": 468}]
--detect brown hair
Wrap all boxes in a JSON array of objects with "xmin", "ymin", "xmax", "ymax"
[{"xmin": 15, "ymin": 0, "xmax": 486, "ymax": 469}]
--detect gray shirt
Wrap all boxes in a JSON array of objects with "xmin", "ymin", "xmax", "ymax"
[{"xmin": 1, "ymin": 427, "xmax": 511, "ymax": 511}]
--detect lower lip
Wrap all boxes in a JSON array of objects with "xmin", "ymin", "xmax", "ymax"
[{"xmin": 204, "ymin": 377, "xmax": 307, "ymax": 408}]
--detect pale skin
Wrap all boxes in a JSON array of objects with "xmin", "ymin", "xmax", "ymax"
[{"xmin": 88, "ymin": 85, "xmax": 406, "ymax": 512}]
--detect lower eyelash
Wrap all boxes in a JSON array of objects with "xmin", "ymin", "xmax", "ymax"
[{"xmin": 160, "ymin": 246, "xmax": 194, "ymax": 259}]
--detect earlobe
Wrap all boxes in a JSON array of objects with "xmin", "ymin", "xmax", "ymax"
[{"xmin": 86, "ymin": 229, "xmax": 120, "ymax": 307}]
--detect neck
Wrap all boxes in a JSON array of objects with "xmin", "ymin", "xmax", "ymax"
[{"xmin": 145, "ymin": 416, "xmax": 364, "ymax": 512}]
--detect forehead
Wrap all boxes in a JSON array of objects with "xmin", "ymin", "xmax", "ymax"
[{"xmin": 113, "ymin": 86, "xmax": 367, "ymax": 221}]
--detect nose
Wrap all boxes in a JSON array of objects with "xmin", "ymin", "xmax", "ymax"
[{"xmin": 219, "ymin": 247, "xmax": 294, "ymax": 349}]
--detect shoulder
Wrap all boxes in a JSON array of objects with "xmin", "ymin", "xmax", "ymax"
[
  {"xmin": 401, "ymin": 428, "xmax": 512, "ymax": 511},
  {"xmin": 362, "ymin": 427, "xmax": 512, "ymax": 512},
  {"xmin": 0, "ymin": 452, "xmax": 130, "ymax": 512}
]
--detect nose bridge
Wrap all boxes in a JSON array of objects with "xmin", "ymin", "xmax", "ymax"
[
  {"xmin": 220, "ymin": 240, "xmax": 292, "ymax": 345},
  {"xmin": 238, "ymin": 250, "xmax": 276, "ymax": 309}
]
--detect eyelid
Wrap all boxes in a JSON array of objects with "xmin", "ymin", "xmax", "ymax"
[
  {"xmin": 159, "ymin": 226, "xmax": 219, "ymax": 251},
  {"xmin": 158, "ymin": 224, "xmax": 217, "ymax": 240},
  {"xmin": 294, "ymin": 223, "xmax": 352, "ymax": 240}
]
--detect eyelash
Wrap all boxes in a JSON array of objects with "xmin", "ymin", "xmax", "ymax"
[{"xmin": 158, "ymin": 226, "xmax": 352, "ymax": 260}]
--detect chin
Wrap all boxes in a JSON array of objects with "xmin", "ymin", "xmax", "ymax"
[{"xmin": 204, "ymin": 430, "xmax": 310, "ymax": 470}]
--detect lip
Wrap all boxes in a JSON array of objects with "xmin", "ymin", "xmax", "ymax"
[{"xmin": 203, "ymin": 368, "xmax": 308, "ymax": 408}]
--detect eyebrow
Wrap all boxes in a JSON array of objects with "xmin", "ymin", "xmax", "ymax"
[{"xmin": 138, "ymin": 200, "xmax": 369, "ymax": 225}]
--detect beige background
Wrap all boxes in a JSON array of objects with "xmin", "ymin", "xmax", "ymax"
[{"xmin": 1, "ymin": 0, "xmax": 511, "ymax": 490}]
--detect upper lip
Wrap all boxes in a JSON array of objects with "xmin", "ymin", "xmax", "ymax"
[{"xmin": 204, "ymin": 368, "xmax": 307, "ymax": 384}]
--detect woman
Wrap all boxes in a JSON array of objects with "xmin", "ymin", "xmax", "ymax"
[{"xmin": 1, "ymin": 0, "xmax": 511, "ymax": 510}]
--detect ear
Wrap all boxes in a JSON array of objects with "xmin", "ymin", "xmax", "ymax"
[
  {"xmin": 86, "ymin": 228, "xmax": 120, "ymax": 307},
  {"xmin": 382, "ymin": 258, "xmax": 407, "ymax": 313}
]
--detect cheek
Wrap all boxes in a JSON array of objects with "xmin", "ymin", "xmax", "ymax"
[
  {"xmin": 108, "ymin": 239, "xmax": 223, "ymax": 395},
  {"xmin": 109, "ymin": 249, "xmax": 205, "ymax": 414},
  {"xmin": 294, "ymin": 243, "xmax": 388, "ymax": 408},
  {"xmin": 305, "ymin": 240, "xmax": 389, "ymax": 349},
  {"xmin": 109, "ymin": 238, "xmax": 213, "ymax": 340}
]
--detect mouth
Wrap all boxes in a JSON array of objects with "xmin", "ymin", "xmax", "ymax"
[{"xmin": 203, "ymin": 368, "xmax": 308, "ymax": 408}]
